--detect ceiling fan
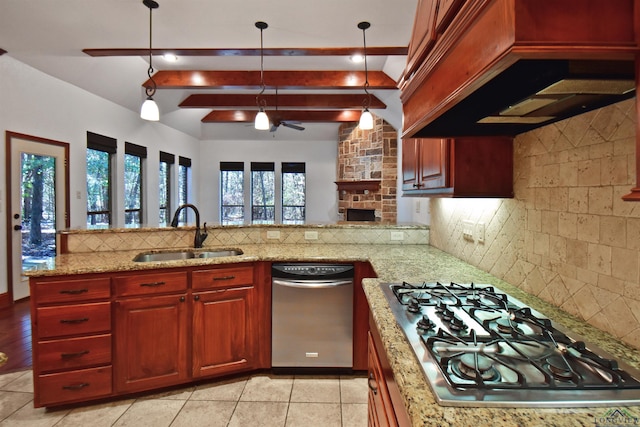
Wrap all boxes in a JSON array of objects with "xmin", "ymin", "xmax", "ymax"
[{"xmin": 269, "ymin": 88, "xmax": 305, "ymax": 132}]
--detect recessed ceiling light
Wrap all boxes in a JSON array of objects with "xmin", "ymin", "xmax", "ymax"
[
  {"xmin": 163, "ymin": 53, "xmax": 178, "ymax": 62},
  {"xmin": 350, "ymin": 53, "xmax": 364, "ymax": 63}
]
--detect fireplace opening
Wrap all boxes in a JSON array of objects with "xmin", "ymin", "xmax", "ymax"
[{"xmin": 346, "ymin": 208, "xmax": 376, "ymax": 222}]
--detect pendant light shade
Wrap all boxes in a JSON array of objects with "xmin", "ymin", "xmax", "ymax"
[
  {"xmin": 141, "ymin": 0, "xmax": 159, "ymax": 121},
  {"xmin": 359, "ymin": 108, "xmax": 374, "ymax": 130},
  {"xmin": 255, "ymin": 108, "xmax": 270, "ymax": 130},
  {"xmin": 141, "ymin": 97, "xmax": 160, "ymax": 121},
  {"xmin": 357, "ymin": 21, "xmax": 374, "ymax": 130},
  {"xmin": 255, "ymin": 21, "xmax": 269, "ymax": 130}
]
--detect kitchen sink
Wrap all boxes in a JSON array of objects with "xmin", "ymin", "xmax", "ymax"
[{"xmin": 132, "ymin": 249, "xmax": 243, "ymax": 262}]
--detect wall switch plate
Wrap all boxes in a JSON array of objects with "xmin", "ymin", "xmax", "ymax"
[
  {"xmin": 266, "ymin": 230, "xmax": 281, "ymax": 239},
  {"xmin": 304, "ymin": 231, "xmax": 318, "ymax": 240},
  {"xmin": 462, "ymin": 220, "xmax": 474, "ymax": 241},
  {"xmin": 390, "ymin": 231, "xmax": 404, "ymax": 241},
  {"xmin": 476, "ymin": 222, "xmax": 486, "ymax": 243}
]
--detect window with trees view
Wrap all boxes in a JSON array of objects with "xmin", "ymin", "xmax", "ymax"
[
  {"xmin": 220, "ymin": 162, "xmax": 244, "ymax": 225},
  {"xmin": 124, "ymin": 142, "xmax": 146, "ymax": 227},
  {"xmin": 159, "ymin": 151, "xmax": 174, "ymax": 226},
  {"xmin": 86, "ymin": 132, "xmax": 116, "ymax": 228},
  {"xmin": 282, "ymin": 162, "xmax": 305, "ymax": 224},
  {"xmin": 178, "ymin": 156, "xmax": 191, "ymax": 224},
  {"xmin": 220, "ymin": 161, "xmax": 306, "ymax": 225},
  {"xmin": 251, "ymin": 162, "xmax": 275, "ymax": 224}
]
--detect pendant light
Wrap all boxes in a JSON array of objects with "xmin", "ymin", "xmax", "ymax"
[
  {"xmin": 254, "ymin": 21, "xmax": 270, "ymax": 130},
  {"xmin": 140, "ymin": 0, "xmax": 160, "ymax": 121},
  {"xmin": 357, "ymin": 21, "xmax": 374, "ymax": 130}
]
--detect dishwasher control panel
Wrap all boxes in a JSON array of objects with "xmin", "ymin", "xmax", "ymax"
[{"xmin": 272, "ymin": 263, "xmax": 354, "ymax": 279}]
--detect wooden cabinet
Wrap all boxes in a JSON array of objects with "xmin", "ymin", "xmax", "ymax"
[
  {"xmin": 30, "ymin": 276, "xmax": 113, "ymax": 407},
  {"xmin": 404, "ymin": 0, "xmax": 438, "ymax": 80},
  {"xmin": 114, "ymin": 294, "xmax": 189, "ymax": 393},
  {"xmin": 367, "ymin": 317, "xmax": 411, "ymax": 427},
  {"xmin": 192, "ymin": 265, "xmax": 257, "ymax": 378},
  {"xmin": 402, "ymin": 136, "xmax": 513, "ymax": 197}
]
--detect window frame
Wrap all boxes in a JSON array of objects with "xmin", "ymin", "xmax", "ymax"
[
  {"xmin": 86, "ymin": 131, "xmax": 116, "ymax": 229},
  {"xmin": 251, "ymin": 162, "xmax": 275, "ymax": 225},
  {"xmin": 281, "ymin": 162, "xmax": 306, "ymax": 224},
  {"xmin": 178, "ymin": 156, "xmax": 191, "ymax": 224},
  {"xmin": 220, "ymin": 161, "xmax": 245, "ymax": 225},
  {"xmin": 124, "ymin": 142, "xmax": 147, "ymax": 227},
  {"xmin": 159, "ymin": 151, "xmax": 175, "ymax": 226}
]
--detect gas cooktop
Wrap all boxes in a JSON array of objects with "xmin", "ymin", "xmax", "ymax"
[{"xmin": 381, "ymin": 282, "xmax": 640, "ymax": 407}]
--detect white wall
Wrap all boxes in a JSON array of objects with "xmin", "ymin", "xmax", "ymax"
[
  {"xmin": 198, "ymin": 139, "xmax": 339, "ymax": 223},
  {"xmin": 0, "ymin": 55, "xmax": 201, "ymax": 295}
]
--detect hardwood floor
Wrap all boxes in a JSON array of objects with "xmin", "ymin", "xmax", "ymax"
[{"xmin": 0, "ymin": 299, "xmax": 32, "ymax": 373}]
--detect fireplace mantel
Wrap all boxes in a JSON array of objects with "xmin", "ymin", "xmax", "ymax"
[{"xmin": 335, "ymin": 180, "xmax": 381, "ymax": 192}]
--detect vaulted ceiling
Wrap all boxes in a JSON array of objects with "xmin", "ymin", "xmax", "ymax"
[{"xmin": 0, "ymin": 0, "xmax": 417, "ymax": 139}]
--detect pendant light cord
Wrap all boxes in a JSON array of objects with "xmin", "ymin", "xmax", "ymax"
[
  {"xmin": 145, "ymin": 1, "xmax": 157, "ymax": 98},
  {"xmin": 256, "ymin": 21, "xmax": 268, "ymax": 108},
  {"xmin": 358, "ymin": 21, "xmax": 371, "ymax": 110}
]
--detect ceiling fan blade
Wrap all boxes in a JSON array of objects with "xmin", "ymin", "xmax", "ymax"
[
  {"xmin": 282, "ymin": 122, "xmax": 305, "ymax": 131},
  {"xmin": 270, "ymin": 123, "xmax": 279, "ymax": 132}
]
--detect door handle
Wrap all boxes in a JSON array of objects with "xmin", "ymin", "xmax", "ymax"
[{"xmin": 13, "ymin": 225, "xmax": 22, "ymax": 231}]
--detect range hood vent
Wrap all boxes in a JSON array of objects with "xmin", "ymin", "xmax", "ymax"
[{"xmin": 413, "ymin": 59, "xmax": 635, "ymax": 137}]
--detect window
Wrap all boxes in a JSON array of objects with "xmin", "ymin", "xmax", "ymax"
[
  {"xmin": 178, "ymin": 156, "xmax": 191, "ymax": 224},
  {"xmin": 124, "ymin": 142, "xmax": 147, "ymax": 227},
  {"xmin": 282, "ymin": 162, "xmax": 305, "ymax": 224},
  {"xmin": 86, "ymin": 131, "xmax": 116, "ymax": 228},
  {"xmin": 251, "ymin": 162, "xmax": 275, "ymax": 224},
  {"xmin": 220, "ymin": 162, "xmax": 244, "ymax": 225},
  {"xmin": 159, "ymin": 151, "xmax": 174, "ymax": 226}
]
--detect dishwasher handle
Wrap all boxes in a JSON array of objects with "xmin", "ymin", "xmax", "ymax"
[{"xmin": 272, "ymin": 278, "xmax": 353, "ymax": 289}]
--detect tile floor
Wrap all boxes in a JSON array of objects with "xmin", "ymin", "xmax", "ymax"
[{"xmin": 0, "ymin": 370, "xmax": 368, "ymax": 426}]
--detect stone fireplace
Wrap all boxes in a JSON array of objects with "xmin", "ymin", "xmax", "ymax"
[{"xmin": 337, "ymin": 116, "xmax": 397, "ymax": 222}]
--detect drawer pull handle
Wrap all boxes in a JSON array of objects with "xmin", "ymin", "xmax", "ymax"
[
  {"xmin": 213, "ymin": 275, "xmax": 235, "ymax": 281},
  {"xmin": 60, "ymin": 318, "xmax": 89, "ymax": 324},
  {"xmin": 140, "ymin": 281, "xmax": 166, "ymax": 287},
  {"xmin": 62, "ymin": 382, "xmax": 89, "ymax": 391},
  {"xmin": 59, "ymin": 289, "xmax": 88, "ymax": 295},
  {"xmin": 60, "ymin": 350, "xmax": 90, "ymax": 359},
  {"xmin": 368, "ymin": 373, "xmax": 378, "ymax": 395}
]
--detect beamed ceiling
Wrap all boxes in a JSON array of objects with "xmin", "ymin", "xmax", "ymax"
[{"xmin": 0, "ymin": 0, "xmax": 417, "ymax": 139}]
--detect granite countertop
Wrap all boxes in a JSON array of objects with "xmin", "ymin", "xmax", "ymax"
[{"xmin": 27, "ymin": 243, "xmax": 640, "ymax": 426}]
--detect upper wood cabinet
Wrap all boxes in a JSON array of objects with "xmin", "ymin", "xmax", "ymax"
[
  {"xmin": 404, "ymin": 0, "xmax": 438, "ymax": 80},
  {"xmin": 402, "ymin": 136, "xmax": 513, "ymax": 197}
]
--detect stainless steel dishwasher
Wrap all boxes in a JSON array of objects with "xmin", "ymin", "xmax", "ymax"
[{"xmin": 271, "ymin": 263, "xmax": 354, "ymax": 368}]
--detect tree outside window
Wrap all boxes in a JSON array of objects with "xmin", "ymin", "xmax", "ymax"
[
  {"xmin": 282, "ymin": 162, "xmax": 305, "ymax": 224},
  {"xmin": 124, "ymin": 142, "xmax": 147, "ymax": 227},
  {"xmin": 86, "ymin": 132, "xmax": 116, "ymax": 228},
  {"xmin": 220, "ymin": 162, "xmax": 244, "ymax": 225},
  {"xmin": 251, "ymin": 162, "xmax": 275, "ymax": 224},
  {"xmin": 159, "ymin": 151, "xmax": 174, "ymax": 226},
  {"xmin": 178, "ymin": 156, "xmax": 191, "ymax": 224}
]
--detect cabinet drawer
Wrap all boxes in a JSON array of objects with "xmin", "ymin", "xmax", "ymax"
[
  {"xmin": 37, "ymin": 366, "xmax": 112, "ymax": 407},
  {"xmin": 114, "ymin": 271, "xmax": 187, "ymax": 297},
  {"xmin": 37, "ymin": 334, "xmax": 111, "ymax": 372},
  {"xmin": 192, "ymin": 266, "xmax": 254, "ymax": 290},
  {"xmin": 34, "ymin": 277, "xmax": 111, "ymax": 305},
  {"xmin": 37, "ymin": 302, "xmax": 111, "ymax": 339}
]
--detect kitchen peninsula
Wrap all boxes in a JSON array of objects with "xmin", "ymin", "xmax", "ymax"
[{"xmin": 27, "ymin": 225, "xmax": 640, "ymax": 426}]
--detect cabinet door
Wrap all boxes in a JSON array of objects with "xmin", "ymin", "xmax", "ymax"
[
  {"xmin": 401, "ymin": 139, "xmax": 420, "ymax": 191},
  {"xmin": 114, "ymin": 294, "xmax": 189, "ymax": 393},
  {"xmin": 368, "ymin": 332, "xmax": 397, "ymax": 427},
  {"xmin": 405, "ymin": 0, "xmax": 439, "ymax": 78},
  {"xmin": 192, "ymin": 286, "xmax": 256, "ymax": 378},
  {"xmin": 418, "ymin": 138, "xmax": 449, "ymax": 189}
]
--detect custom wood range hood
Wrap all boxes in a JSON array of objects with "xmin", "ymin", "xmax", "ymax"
[{"xmin": 400, "ymin": 0, "xmax": 638, "ymax": 139}]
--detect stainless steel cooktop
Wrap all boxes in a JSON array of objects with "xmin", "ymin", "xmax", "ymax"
[{"xmin": 381, "ymin": 282, "xmax": 640, "ymax": 407}]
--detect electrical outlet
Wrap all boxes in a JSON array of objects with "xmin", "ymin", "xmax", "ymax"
[
  {"xmin": 304, "ymin": 231, "xmax": 318, "ymax": 240},
  {"xmin": 476, "ymin": 222, "xmax": 486, "ymax": 243},
  {"xmin": 267, "ymin": 230, "xmax": 281, "ymax": 239},
  {"xmin": 390, "ymin": 231, "xmax": 404, "ymax": 241},
  {"xmin": 462, "ymin": 220, "xmax": 474, "ymax": 241}
]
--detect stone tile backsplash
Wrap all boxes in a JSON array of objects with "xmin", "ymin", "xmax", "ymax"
[
  {"xmin": 428, "ymin": 98, "xmax": 640, "ymax": 351},
  {"xmin": 62, "ymin": 225, "xmax": 429, "ymax": 254}
]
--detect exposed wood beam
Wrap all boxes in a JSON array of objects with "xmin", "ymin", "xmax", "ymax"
[
  {"xmin": 148, "ymin": 70, "xmax": 397, "ymax": 89},
  {"xmin": 201, "ymin": 110, "xmax": 362, "ymax": 123},
  {"xmin": 83, "ymin": 47, "xmax": 407, "ymax": 57},
  {"xmin": 179, "ymin": 93, "xmax": 386, "ymax": 109},
  {"xmin": 0, "ymin": 49, "xmax": 6, "ymax": 56}
]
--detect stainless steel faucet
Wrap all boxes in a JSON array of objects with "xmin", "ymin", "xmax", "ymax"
[{"xmin": 170, "ymin": 204, "xmax": 208, "ymax": 248}]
